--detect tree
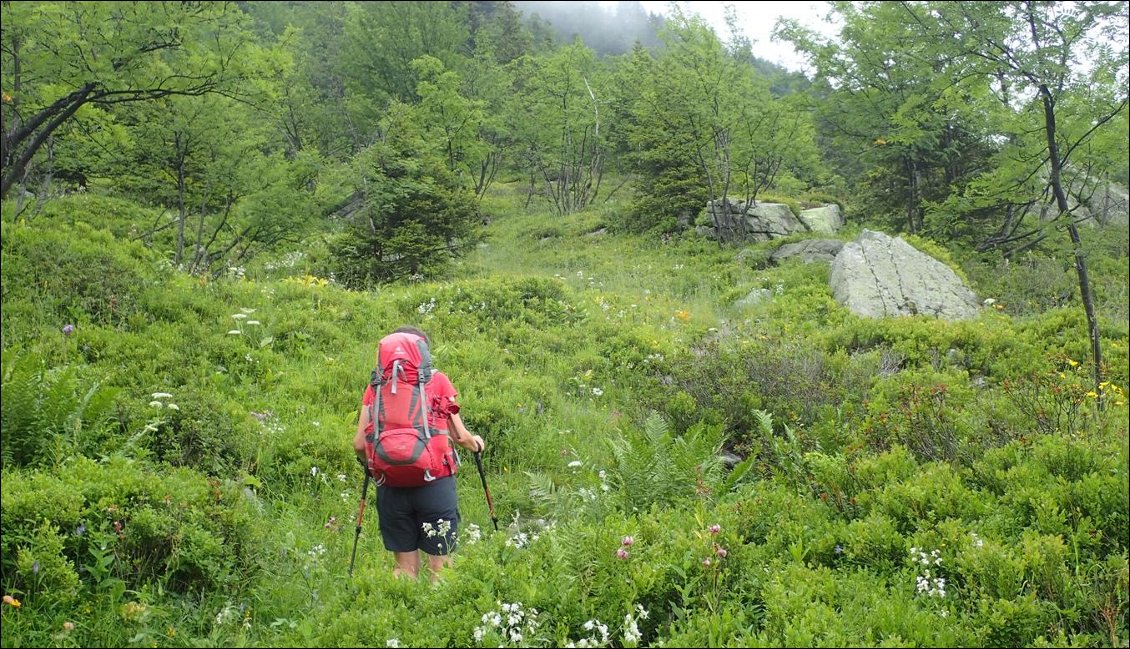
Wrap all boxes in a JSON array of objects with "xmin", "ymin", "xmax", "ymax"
[
  {"xmin": 409, "ymin": 56, "xmax": 491, "ymax": 196},
  {"xmin": 0, "ymin": 1, "xmax": 251, "ymax": 199},
  {"xmin": 777, "ymin": 2, "xmax": 994, "ymax": 234},
  {"xmin": 328, "ymin": 103, "xmax": 482, "ymax": 287},
  {"xmin": 910, "ymin": 0, "xmax": 1128, "ymax": 391},
  {"xmin": 625, "ymin": 9, "xmax": 819, "ymax": 238},
  {"xmin": 510, "ymin": 41, "xmax": 608, "ymax": 215},
  {"xmin": 338, "ymin": 1, "xmax": 471, "ymax": 138}
]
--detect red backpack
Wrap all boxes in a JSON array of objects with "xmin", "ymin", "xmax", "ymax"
[{"xmin": 364, "ymin": 332, "xmax": 457, "ymax": 487}]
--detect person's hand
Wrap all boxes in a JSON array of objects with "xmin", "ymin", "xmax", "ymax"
[{"xmin": 468, "ymin": 435, "xmax": 484, "ymax": 453}]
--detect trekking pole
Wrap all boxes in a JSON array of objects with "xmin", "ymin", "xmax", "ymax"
[
  {"xmin": 348, "ymin": 473, "xmax": 371, "ymax": 577},
  {"xmin": 473, "ymin": 451, "xmax": 499, "ymax": 532}
]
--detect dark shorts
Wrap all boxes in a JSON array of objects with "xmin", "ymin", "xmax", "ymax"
[{"xmin": 377, "ymin": 476, "xmax": 460, "ymax": 555}]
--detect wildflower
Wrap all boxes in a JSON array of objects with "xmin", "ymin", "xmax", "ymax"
[
  {"xmin": 568, "ymin": 460, "xmax": 583, "ymax": 469},
  {"xmin": 592, "ymin": 387, "xmax": 604, "ymax": 396},
  {"xmin": 63, "ymin": 621, "xmax": 75, "ymax": 632},
  {"xmin": 228, "ymin": 330, "xmax": 242, "ymax": 335},
  {"xmin": 32, "ymin": 560, "xmax": 40, "ymax": 574},
  {"xmin": 62, "ymin": 324, "xmax": 75, "ymax": 336},
  {"xmin": 834, "ymin": 545, "xmax": 844, "ymax": 554},
  {"xmin": 616, "ymin": 548, "xmax": 630, "ymax": 560},
  {"xmin": 702, "ymin": 557, "xmax": 712, "ymax": 567},
  {"xmin": 714, "ymin": 544, "xmax": 727, "ymax": 558},
  {"xmin": 149, "ymin": 400, "xmax": 164, "ymax": 408},
  {"xmin": 2, "ymin": 595, "xmax": 20, "ymax": 608},
  {"xmin": 621, "ymin": 535, "xmax": 635, "ymax": 547},
  {"xmin": 708, "ymin": 524, "xmax": 721, "ymax": 535}
]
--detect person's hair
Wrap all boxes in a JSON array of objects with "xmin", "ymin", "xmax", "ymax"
[{"xmin": 392, "ymin": 326, "xmax": 429, "ymax": 343}]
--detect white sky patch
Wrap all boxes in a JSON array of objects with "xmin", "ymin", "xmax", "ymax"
[{"xmin": 635, "ymin": 1, "xmax": 839, "ymax": 73}]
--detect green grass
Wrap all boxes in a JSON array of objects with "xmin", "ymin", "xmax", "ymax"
[{"xmin": 1, "ymin": 186, "xmax": 1128, "ymax": 648}]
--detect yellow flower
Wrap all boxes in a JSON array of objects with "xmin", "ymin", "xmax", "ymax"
[
  {"xmin": 2, "ymin": 594, "xmax": 20, "ymax": 608},
  {"xmin": 1086, "ymin": 391, "xmax": 1098, "ymax": 399},
  {"xmin": 1067, "ymin": 359, "xmax": 1079, "ymax": 367},
  {"xmin": 674, "ymin": 310, "xmax": 691, "ymax": 322}
]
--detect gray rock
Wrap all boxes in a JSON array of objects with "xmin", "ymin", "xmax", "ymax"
[{"xmin": 829, "ymin": 230, "xmax": 981, "ymax": 320}]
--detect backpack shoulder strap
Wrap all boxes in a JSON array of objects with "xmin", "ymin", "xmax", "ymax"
[{"xmin": 367, "ymin": 368, "xmax": 382, "ymax": 442}]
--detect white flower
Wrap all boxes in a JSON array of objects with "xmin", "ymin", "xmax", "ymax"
[
  {"xmin": 149, "ymin": 400, "xmax": 164, "ymax": 408},
  {"xmin": 592, "ymin": 387, "xmax": 604, "ymax": 396},
  {"xmin": 151, "ymin": 392, "xmax": 173, "ymax": 399},
  {"xmin": 568, "ymin": 460, "xmax": 583, "ymax": 469},
  {"xmin": 228, "ymin": 330, "xmax": 242, "ymax": 335},
  {"xmin": 247, "ymin": 320, "xmax": 261, "ymax": 326},
  {"xmin": 232, "ymin": 313, "xmax": 248, "ymax": 320},
  {"xmin": 166, "ymin": 403, "xmax": 179, "ymax": 411}
]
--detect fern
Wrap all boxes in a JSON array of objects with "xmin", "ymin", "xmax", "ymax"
[
  {"xmin": 608, "ymin": 411, "xmax": 729, "ymax": 512},
  {"xmin": 1, "ymin": 349, "xmax": 117, "ymax": 468}
]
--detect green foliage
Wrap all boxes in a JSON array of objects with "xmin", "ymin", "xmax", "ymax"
[
  {"xmin": 324, "ymin": 112, "xmax": 483, "ymax": 287},
  {"xmin": 608, "ymin": 413, "xmax": 727, "ymax": 512},
  {"xmin": 1, "ymin": 350, "xmax": 118, "ymax": 469},
  {"xmin": 1, "ymin": 2, "xmax": 1128, "ymax": 642},
  {"xmin": 1, "ymin": 220, "xmax": 158, "ymax": 333}
]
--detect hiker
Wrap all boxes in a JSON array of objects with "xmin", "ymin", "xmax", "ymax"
[{"xmin": 352, "ymin": 326, "xmax": 485, "ymax": 580}]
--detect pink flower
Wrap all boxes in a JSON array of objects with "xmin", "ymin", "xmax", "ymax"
[
  {"xmin": 702, "ymin": 557, "xmax": 712, "ymax": 567},
  {"xmin": 621, "ymin": 535, "xmax": 635, "ymax": 547},
  {"xmin": 709, "ymin": 524, "xmax": 721, "ymax": 535},
  {"xmin": 714, "ymin": 544, "xmax": 728, "ymax": 558},
  {"xmin": 616, "ymin": 548, "xmax": 630, "ymax": 560}
]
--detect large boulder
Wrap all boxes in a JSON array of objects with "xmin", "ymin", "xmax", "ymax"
[
  {"xmin": 702, "ymin": 199, "xmax": 845, "ymax": 243},
  {"xmin": 771, "ymin": 239, "xmax": 844, "ymax": 265},
  {"xmin": 799, "ymin": 204, "xmax": 843, "ymax": 233},
  {"xmin": 830, "ymin": 230, "xmax": 981, "ymax": 320}
]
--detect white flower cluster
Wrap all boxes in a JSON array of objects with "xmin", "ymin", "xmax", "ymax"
[
  {"xmin": 910, "ymin": 546, "xmax": 946, "ymax": 598},
  {"xmin": 148, "ymin": 391, "xmax": 180, "ymax": 411},
  {"xmin": 473, "ymin": 601, "xmax": 539, "ymax": 646},
  {"xmin": 505, "ymin": 530, "xmax": 539, "ymax": 549},
  {"xmin": 564, "ymin": 605, "xmax": 649, "ymax": 648},
  {"xmin": 565, "ymin": 619, "xmax": 609, "ymax": 647},
  {"xmin": 461, "ymin": 523, "xmax": 482, "ymax": 546}
]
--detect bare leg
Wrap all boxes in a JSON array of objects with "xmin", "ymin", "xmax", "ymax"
[
  {"xmin": 392, "ymin": 551, "xmax": 420, "ymax": 579},
  {"xmin": 425, "ymin": 553, "xmax": 453, "ymax": 582}
]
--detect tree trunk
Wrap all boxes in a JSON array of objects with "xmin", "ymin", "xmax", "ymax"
[
  {"xmin": 1040, "ymin": 84, "xmax": 1103, "ymax": 394},
  {"xmin": 175, "ymin": 144, "xmax": 187, "ymax": 266}
]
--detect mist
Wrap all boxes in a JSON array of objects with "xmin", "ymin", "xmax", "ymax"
[{"xmin": 513, "ymin": 1, "xmax": 665, "ymax": 55}]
